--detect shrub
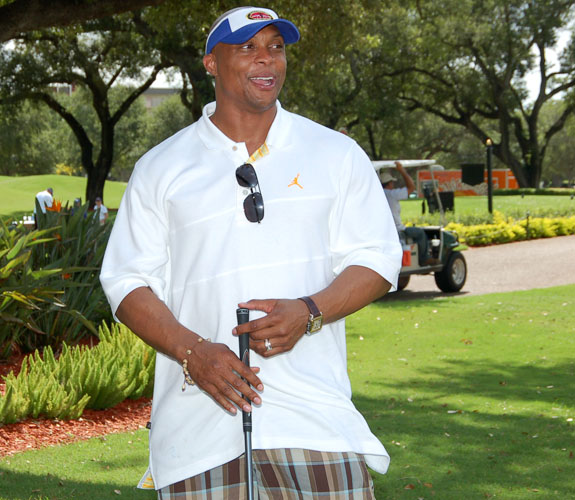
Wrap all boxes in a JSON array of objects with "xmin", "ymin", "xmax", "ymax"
[
  {"xmin": 494, "ymin": 188, "xmax": 575, "ymax": 196},
  {"xmin": 0, "ymin": 322, "xmax": 155, "ymax": 424},
  {"xmin": 0, "ymin": 204, "xmax": 113, "ymax": 358},
  {"xmin": 53, "ymin": 163, "xmax": 83, "ymax": 176},
  {"xmin": 446, "ymin": 212, "xmax": 575, "ymax": 246}
]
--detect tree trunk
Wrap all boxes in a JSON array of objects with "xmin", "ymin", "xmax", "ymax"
[
  {"xmin": 85, "ymin": 161, "xmax": 110, "ymax": 208},
  {"xmin": 86, "ymin": 119, "xmax": 115, "ymax": 206}
]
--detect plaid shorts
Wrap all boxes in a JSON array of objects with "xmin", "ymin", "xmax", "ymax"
[{"xmin": 157, "ymin": 448, "xmax": 375, "ymax": 499}]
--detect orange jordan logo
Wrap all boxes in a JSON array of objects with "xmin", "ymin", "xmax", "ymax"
[{"xmin": 288, "ymin": 174, "xmax": 303, "ymax": 189}]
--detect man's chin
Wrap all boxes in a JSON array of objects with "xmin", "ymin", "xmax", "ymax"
[{"xmin": 245, "ymin": 96, "xmax": 279, "ymax": 114}]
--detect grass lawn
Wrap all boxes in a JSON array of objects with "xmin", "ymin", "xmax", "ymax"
[
  {"xmin": 400, "ymin": 194, "xmax": 575, "ymax": 223},
  {"xmin": 1, "ymin": 285, "xmax": 573, "ymax": 499},
  {"xmin": 0, "ymin": 175, "xmax": 127, "ymax": 219}
]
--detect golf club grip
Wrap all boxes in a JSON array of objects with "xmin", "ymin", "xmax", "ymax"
[{"xmin": 236, "ymin": 308, "xmax": 252, "ymax": 431}]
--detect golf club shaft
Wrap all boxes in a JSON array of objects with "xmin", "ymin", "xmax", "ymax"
[{"xmin": 236, "ymin": 307, "xmax": 254, "ymax": 500}]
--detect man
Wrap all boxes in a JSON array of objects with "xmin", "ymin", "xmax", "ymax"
[
  {"xmin": 93, "ymin": 196, "xmax": 108, "ymax": 224},
  {"xmin": 34, "ymin": 187, "xmax": 53, "ymax": 214},
  {"xmin": 380, "ymin": 162, "xmax": 438, "ymax": 266},
  {"xmin": 101, "ymin": 6, "xmax": 402, "ymax": 498}
]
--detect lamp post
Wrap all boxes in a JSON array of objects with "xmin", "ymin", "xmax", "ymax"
[{"xmin": 486, "ymin": 138, "xmax": 493, "ymax": 214}]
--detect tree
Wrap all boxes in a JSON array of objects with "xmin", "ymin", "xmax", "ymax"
[
  {"xmin": 0, "ymin": 101, "xmax": 60, "ymax": 175},
  {"xmin": 0, "ymin": 19, "xmax": 168, "ymax": 204},
  {"xmin": 366, "ymin": 0, "xmax": 575, "ymax": 187},
  {"xmin": 540, "ymin": 100, "xmax": 575, "ymax": 185},
  {"xmin": 0, "ymin": 0, "xmax": 167, "ymax": 43}
]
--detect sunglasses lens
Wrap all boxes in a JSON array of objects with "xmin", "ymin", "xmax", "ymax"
[
  {"xmin": 236, "ymin": 164, "xmax": 258, "ymax": 188},
  {"xmin": 243, "ymin": 192, "xmax": 264, "ymax": 223}
]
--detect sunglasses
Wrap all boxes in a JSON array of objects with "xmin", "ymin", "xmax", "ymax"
[{"xmin": 236, "ymin": 163, "xmax": 264, "ymax": 223}]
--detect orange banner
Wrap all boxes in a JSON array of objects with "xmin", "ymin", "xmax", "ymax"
[{"xmin": 417, "ymin": 169, "xmax": 518, "ymax": 196}]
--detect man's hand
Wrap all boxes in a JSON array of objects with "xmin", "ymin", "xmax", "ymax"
[
  {"xmin": 394, "ymin": 160, "xmax": 416, "ymax": 195},
  {"xmin": 116, "ymin": 287, "xmax": 264, "ymax": 415},
  {"xmin": 186, "ymin": 339, "xmax": 263, "ymax": 415},
  {"xmin": 232, "ymin": 267, "xmax": 392, "ymax": 358},
  {"xmin": 233, "ymin": 298, "xmax": 309, "ymax": 357}
]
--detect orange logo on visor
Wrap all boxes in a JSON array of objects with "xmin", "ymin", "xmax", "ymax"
[{"xmin": 247, "ymin": 11, "xmax": 274, "ymax": 21}]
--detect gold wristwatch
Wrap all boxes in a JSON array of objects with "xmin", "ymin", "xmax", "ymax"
[{"xmin": 298, "ymin": 296, "xmax": 323, "ymax": 335}]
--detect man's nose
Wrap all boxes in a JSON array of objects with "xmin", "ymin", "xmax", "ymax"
[{"xmin": 254, "ymin": 46, "xmax": 274, "ymax": 63}]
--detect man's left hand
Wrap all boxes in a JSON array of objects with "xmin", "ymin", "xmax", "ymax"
[{"xmin": 233, "ymin": 298, "xmax": 310, "ymax": 357}]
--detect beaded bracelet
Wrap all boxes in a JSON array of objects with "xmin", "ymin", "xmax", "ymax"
[{"xmin": 181, "ymin": 337, "xmax": 211, "ymax": 392}]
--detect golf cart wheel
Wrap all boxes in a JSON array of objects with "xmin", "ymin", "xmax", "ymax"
[
  {"xmin": 397, "ymin": 275, "xmax": 410, "ymax": 291},
  {"xmin": 434, "ymin": 251, "xmax": 467, "ymax": 292}
]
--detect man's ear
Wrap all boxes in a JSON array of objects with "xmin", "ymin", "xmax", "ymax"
[{"xmin": 203, "ymin": 54, "xmax": 217, "ymax": 76}]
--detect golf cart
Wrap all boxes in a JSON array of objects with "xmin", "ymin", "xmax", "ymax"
[{"xmin": 374, "ymin": 160, "xmax": 467, "ymax": 293}]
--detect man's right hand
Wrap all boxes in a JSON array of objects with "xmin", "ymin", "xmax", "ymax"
[
  {"xmin": 394, "ymin": 160, "xmax": 416, "ymax": 195},
  {"xmin": 116, "ymin": 287, "xmax": 264, "ymax": 416},
  {"xmin": 185, "ymin": 339, "xmax": 263, "ymax": 415}
]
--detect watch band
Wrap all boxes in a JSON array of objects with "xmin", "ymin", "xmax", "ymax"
[
  {"xmin": 298, "ymin": 296, "xmax": 323, "ymax": 335},
  {"xmin": 298, "ymin": 296, "xmax": 321, "ymax": 317}
]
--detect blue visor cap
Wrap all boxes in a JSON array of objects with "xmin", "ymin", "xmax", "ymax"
[{"xmin": 206, "ymin": 18, "xmax": 300, "ymax": 55}]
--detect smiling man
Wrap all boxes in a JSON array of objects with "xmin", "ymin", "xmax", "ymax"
[{"xmin": 100, "ymin": 6, "xmax": 402, "ymax": 499}]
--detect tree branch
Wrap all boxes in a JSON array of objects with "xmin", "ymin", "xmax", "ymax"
[
  {"xmin": 0, "ymin": 0, "xmax": 167, "ymax": 43},
  {"xmin": 110, "ymin": 62, "xmax": 168, "ymax": 125}
]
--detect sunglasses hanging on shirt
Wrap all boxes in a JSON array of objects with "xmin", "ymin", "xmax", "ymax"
[{"xmin": 236, "ymin": 163, "xmax": 264, "ymax": 223}]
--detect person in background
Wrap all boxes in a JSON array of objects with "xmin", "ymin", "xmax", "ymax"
[
  {"xmin": 34, "ymin": 187, "xmax": 53, "ymax": 214},
  {"xmin": 71, "ymin": 198, "xmax": 82, "ymax": 216},
  {"xmin": 33, "ymin": 187, "xmax": 53, "ymax": 228},
  {"xmin": 93, "ymin": 197, "xmax": 108, "ymax": 225},
  {"xmin": 101, "ymin": 6, "xmax": 402, "ymax": 499},
  {"xmin": 380, "ymin": 161, "xmax": 439, "ymax": 266}
]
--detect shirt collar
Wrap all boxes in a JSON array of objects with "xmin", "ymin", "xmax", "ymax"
[{"xmin": 197, "ymin": 100, "xmax": 291, "ymax": 153}]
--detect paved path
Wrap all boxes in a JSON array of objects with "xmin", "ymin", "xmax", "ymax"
[{"xmin": 386, "ymin": 234, "xmax": 575, "ymax": 301}]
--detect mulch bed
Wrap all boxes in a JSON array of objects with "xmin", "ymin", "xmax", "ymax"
[{"xmin": 0, "ymin": 353, "xmax": 152, "ymax": 457}]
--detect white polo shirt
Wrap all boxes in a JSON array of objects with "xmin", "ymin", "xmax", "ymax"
[
  {"xmin": 34, "ymin": 190, "xmax": 53, "ymax": 214},
  {"xmin": 100, "ymin": 101, "xmax": 402, "ymax": 490},
  {"xmin": 383, "ymin": 187, "xmax": 409, "ymax": 231}
]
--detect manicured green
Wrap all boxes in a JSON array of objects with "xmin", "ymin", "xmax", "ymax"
[
  {"xmin": 0, "ymin": 175, "xmax": 127, "ymax": 219},
  {"xmin": 1, "ymin": 285, "xmax": 574, "ymax": 499},
  {"xmin": 0, "ymin": 430, "xmax": 155, "ymax": 500},
  {"xmin": 349, "ymin": 285, "xmax": 575, "ymax": 499},
  {"xmin": 401, "ymin": 194, "xmax": 575, "ymax": 224}
]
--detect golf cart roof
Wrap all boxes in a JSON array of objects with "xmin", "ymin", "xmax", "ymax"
[{"xmin": 372, "ymin": 159, "xmax": 442, "ymax": 170}]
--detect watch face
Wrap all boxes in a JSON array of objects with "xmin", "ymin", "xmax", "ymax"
[{"xmin": 310, "ymin": 316, "xmax": 323, "ymax": 333}]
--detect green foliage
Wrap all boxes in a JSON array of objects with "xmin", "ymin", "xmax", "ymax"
[
  {"xmin": 0, "ymin": 322, "xmax": 155, "ymax": 424},
  {"xmin": 445, "ymin": 211, "xmax": 575, "ymax": 246},
  {"xmin": 0, "ymin": 220, "xmax": 66, "ymax": 358},
  {"xmin": 0, "ymin": 101, "xmax": 62, "ymax": 176},
  {"xmin": 495, "ymin": 188, "xmax": 575, "ymax": 196},
  {"xmin": 0, "ymin": 204, "xmax": 113, "ymax": 358},
  {"xmin": 0, "ymin": 22, "xmax": 167, "ymax": 203}
]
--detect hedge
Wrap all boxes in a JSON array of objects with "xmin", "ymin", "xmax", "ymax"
[{"xmin": 445, "ymin": 212, "xmax": 575, "ymax": 246}]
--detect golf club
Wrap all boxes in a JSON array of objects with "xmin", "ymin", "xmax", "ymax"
[{"xmin": 236, "ymin": 307, "xmax": 254, "ymax": 500}]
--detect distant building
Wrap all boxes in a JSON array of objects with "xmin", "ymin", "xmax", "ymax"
[
  {"xmin": 48, "ymin": 85, "xmax": 180, "ymax": 110},
  {"xmin": 142, "ymin": 88, "xmax": 179, "ymax": 110},
  {"xmin": 49, "ymin": 84, "xmax": 76, "ymax": 95}
]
